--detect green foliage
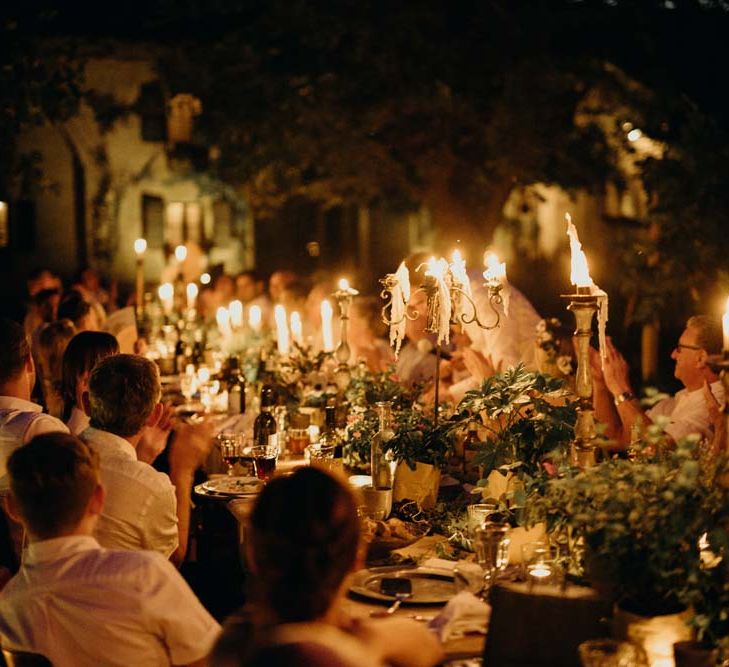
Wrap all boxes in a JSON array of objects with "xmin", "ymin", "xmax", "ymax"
[
  {"xmin": 442, "ymin": 365, "xmax": 577, "ymax": 501},
  {"xmin": 529, "ymin": 435, "xmax": 729, "ymax": 626}
]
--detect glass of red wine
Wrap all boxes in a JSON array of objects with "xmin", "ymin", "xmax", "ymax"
[
  {"xmin": 251, "ymin": 445, "xmax": 278, "ymax": 481},
  {"xmin": 217, "ymin": 431, "xmax": 243, "ymax": 476}
]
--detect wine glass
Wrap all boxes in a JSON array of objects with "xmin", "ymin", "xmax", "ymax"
[
  {"xmin": 474, "ymin": 521, "xmax": 510, "ymax": 597},
  {"xmin": 217, "ymin": 432, "xmax": 242, "ymax": 476},
  {"xmin": 180, "ymin": 374, "xmax": 197, "ymax": 405}
]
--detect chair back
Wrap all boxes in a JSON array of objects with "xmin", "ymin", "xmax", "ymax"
[{"xmin": 1, "ymin": 648, "xmax": 53, "ymax": 667}]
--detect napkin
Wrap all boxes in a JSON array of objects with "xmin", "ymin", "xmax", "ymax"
[{"xmin": 428, "ymin": 591, "xmax": 491, "ymax": 642}]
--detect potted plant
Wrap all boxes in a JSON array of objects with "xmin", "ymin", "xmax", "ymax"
[
  {"xmin": 442, "ymin": 365, "xmax": 577, "ymax": 517},
  {"xmin": 528, "ymin": 434, "xmax": 729, "ymax": 666}
]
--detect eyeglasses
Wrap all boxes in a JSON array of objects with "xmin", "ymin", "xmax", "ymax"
[{"xmin": 675, "ymin": 342, "xmax": 702, "ymax": 351}]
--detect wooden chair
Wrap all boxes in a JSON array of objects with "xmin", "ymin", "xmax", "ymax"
[{"xmin": 1, "ymin": 648, "xmax": 53, "ymax": 667}]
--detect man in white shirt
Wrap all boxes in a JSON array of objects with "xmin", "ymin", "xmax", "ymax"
[
  {"xmin": 593, "ymin": 315, "xmax": 724, "ymax": 447},
  {"xmin": 0, "ymin": 318, "xmax": 68, "ymax": 490},
  {"xmin": 80, "ymin": 354, "xmax": 212, "ymax": 563},
  {"xmin": 0, "ymin": 432, "xmax": 220, "ymax": 666}
]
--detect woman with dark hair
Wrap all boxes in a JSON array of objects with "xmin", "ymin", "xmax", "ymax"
[
  {"xmin": 35, "ymin": 319, "xmax": 76, "ymax": 418},
  {"xmin": 61, "ymin": 331, "xmax": 119, "ymax": 434},
  {"xmin": 212, "ymin": 467, "xmax": 443, "ymax": 667}
]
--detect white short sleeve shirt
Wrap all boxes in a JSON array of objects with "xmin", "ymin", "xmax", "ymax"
[
  {"xmin": 80, "ymin": 427, "xmax": 179, "ymax": 557},
  {"xmin": 0, "ymin": 536, "xmax": 220, "ymax": 667}
]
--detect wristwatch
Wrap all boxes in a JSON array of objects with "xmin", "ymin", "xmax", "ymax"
[{"xmin": 614, "ymin": 391, "xmax": 637, "ymax": 408}]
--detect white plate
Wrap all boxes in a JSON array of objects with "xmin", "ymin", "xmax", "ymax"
[
  {"xmin": 199, "ymin": 476, "xmax": 264, "ymax": 496},
  {"xmin": 349, "ymin": 566, "xmax": 480, "ymax": 605}
]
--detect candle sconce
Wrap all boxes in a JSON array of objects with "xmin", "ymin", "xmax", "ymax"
[{"xmin": 562, "ymin": 287, "xmax": 599, "ymax": 468}]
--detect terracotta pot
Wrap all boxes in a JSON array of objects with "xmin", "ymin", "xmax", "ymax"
[
  {"xmin": 673, "ymin": 641, "xmax": 718, "ymax": 667},
  {"xmin": 614, "ymin": 604, "xmax": 692, "ymax": 667},
  {"xmin": 393, "ymin": 461, "xmax": 440, "ymax": 509}
]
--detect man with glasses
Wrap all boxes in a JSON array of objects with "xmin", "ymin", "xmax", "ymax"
[{"xmin": 592, "ymin": 315, "xmax": 723, "ymax": 447}]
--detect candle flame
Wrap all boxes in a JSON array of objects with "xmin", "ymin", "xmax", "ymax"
[
  {"xmin": 425, "ymin": 256, "xmax": 448, "ymax": 280},
  {"xmin": 174, "ymin": 245, "xmax": 188, "ymax": 262},
  {"xmin": 200, "ymin": 272, "xmax": 211, "ymax": 285},
  {"xmin": 134, "ymin": 238, "xmax": 147, "ymax": 256},
  {"xmin": 158, "ymin": 283, "xmax": 174, "ymax": 301},
  {"xmin": 186, "ymin": 283, "xmax": 198, "ymax": 299},
  {"xmin": 338, "ymin": 278, "xmax": 349, "ymax": 291},
  {"xmin": 566, "ymin": 214, "xmax": 593, "ymax": 288},
  {"xmin": 451, "ymin": 249, "xmax": 463, "ymax": 263},
  {"xmin": 483, "ymin": 252, "xmax": 506, "ymax": 282}
]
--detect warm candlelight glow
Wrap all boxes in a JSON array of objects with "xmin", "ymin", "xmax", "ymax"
[
  {"xmin": 274, "ymin": 304, "xmax": 290, "ymax": 354},
  {"xmin": 723, "ymin": 297, "xmax": 729, "ymax": 352},
  {"xmin": 216, "ymin": 307, "xmax": 232, "ymax": 339},
  {"xmin": 528, "ymin": 564, "xmax": 552, "ymax": 579},
  {"xmin": 197, "ymin": 367, "xmax": 211, "ymax": 383},
  {"xmin": 425, "ymin": 256, "xmax": 448, "ymax": 280},
  {"xmin": 229, "ymin": 300, "xmax": 243, "ymax": 328},
  {"xmin": 483, "ymin": 252, "xmax": 507, "ymax": 283},
  {"xmin": 450, "ymin": 249, "xmax": 469, "ymax": 285},
  {"xmin": 134, "ymin": 238, "xmax": 147, "ymax": 256},
  {"xmin": 186, "ymin": 283, "xmax": 198, "ymax": 310},
  {"xmin": 321, "ymin": 300, "xmax": 334, "ymax": 352},
  {"xmin": 248, "ymin": 304, "xmax": 262, "ymax": 332},
  {"xmin": 200, "ymin": 272, "xmax": 211, "ymax": 285},
  {"xmin": 290, "ymin": 311, "xmax": 303, "ymax": 345},
  {"xmin": 338, "ymin": 278, "xmax": 349, "ymax": 291},
  {"xmin": 175, "ymin": 244, "xmax": 188, "ymax": 262},
  {"xmin": 158, "ymin": 283, "xmax": 174, "ymax": 315},
  {"xmin": 566, "ymin": 214, "xmax": 593, "ymax": 288}
]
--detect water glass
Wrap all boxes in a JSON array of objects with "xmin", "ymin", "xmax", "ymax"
[
  {"xmin": 251, "ymin": 444, "xmax": 278, "ymax": 481},
  {"xmin": 466, "ymin": 503, "xmax": 497, "ymax": 538},
  {"xmin": 474, "ymin": 521, "xmax": 510, "ymax": 597}
]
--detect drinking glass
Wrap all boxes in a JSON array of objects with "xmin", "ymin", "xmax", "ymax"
[
  {"xmin": 217, "ymin": 431, "xmax": 243, "ymax": 476},
  {"xmin": 474, "ymin": 521, "xmax": 510, "ymax": 597},
  {"xmin": 466, "ymin": 503, "xmax": 497, "ymax": 538},
  {"xmin": 251, "ymin": 444, "xmax": 278, "ymax": 481}
]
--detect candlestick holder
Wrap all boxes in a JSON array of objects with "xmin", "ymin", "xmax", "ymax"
[
  {"xmin": 563, "ymin": 287, "xmax": 599, "ymax": 468},
  {"xmin": 332, "ymin": 283, "xmax": 359, "ymax": 390},
  {"xmin": 706, "ymin": 352, "xmax": 729, "ymax": 455}
]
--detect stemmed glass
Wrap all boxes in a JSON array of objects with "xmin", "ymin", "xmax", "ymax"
[
  {"xmin": 474, "ymin": 521, "xmax": 510, "ymax": 598},
  {"xmin": 217, "ymin": 432, "xmax": 243, "ymax": 476}
]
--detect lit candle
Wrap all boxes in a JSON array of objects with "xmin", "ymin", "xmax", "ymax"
[
  {"xmin": 290, "ymin": 311, "xmax": 303, "ymax": 346},
  {"xmin": 388, "ymin": 261, "xmax": 411, "ymax": 356},
  {"xmin": 723, "ymin": 297, "xmax": 729, "ymax": 352},
  {"xmin": 566, "ymin": 214, "xmax": 593, "ymax": 289},
  {"xmin": 186, "ymin": 283, "xmax": 198, "ymax": 310},
  {"xmin": 450, "ymin": 249, "xmax": 469, "ymax": 287},
  {"xmin": 248, "ymin": 304, "xmax": 262, "ymax": 333},
  {"xmin": 200, "ymin": 272, "xmax": 211, "ymax": 285},
  {"xmin": 274, "ymin": 304, "xmax": 290, "ymax": 355},
  {"xmin": 528, "ymin": 563, "xmax": 552, "ymax": 579},
  {"xmin": 134, "ymin": 239, "xmax": 147, "ymax": 320},
  {"xmin": 321, "ymin": 300, "xmax": 334, "ymax": 352},
  {"xmin": 337, "ymin": 277, "xmax": 359, "ymax": 296},
  {"xmin": 229, "ymin": 300, "xmax": 243, "ymax": 328},
  {"xmin": 197, "ymin": 367, "xmax": 211, "ymax": 383},
  {"xmin": 158, "ymin": 283, "xmax": 174, "ymax": 316},
  {"xmin": 424, "ymin": 257, "xmax": 452, "ymax": 345},
  {"xmin": 175, "ymin": 244, "xmax": 188, "ymax": 262},
  {"xmin": 216, "ymin": 307, "xmax": 232, "ymax": 339},
  {"xmin": 483, "ymin": 251, "xmax": 507, "ymax": 284}
]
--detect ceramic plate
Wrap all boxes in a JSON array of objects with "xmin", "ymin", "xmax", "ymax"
[
  {"xmin": 199, "ymin": 476, "xmax": 263, "ymax": 496},
  {"xmin": 349, "ymin": 566, "xmax": 479, "ymax": 605}
]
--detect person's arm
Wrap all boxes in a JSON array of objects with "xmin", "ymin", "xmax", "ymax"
[
  {"xmin": 349, "ymin": 617, "xmax": 444, "ymax": 667},
  {"xmin": 168, "ymin": 420, "xmax": 215, "ymax": 566}
]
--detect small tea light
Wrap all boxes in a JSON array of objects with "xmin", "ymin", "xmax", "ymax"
[{"xmin": 527, "ymin": 563, "xmax": 553, "ymax": 579}]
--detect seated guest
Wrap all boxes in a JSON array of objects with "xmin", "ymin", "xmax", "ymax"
[
  {"xmin": 80, "ymin": 354, "xmax": 213, "ymax": 562},
  {"xmin": 58, "ymin": 290, "xmax": 101, "ymax": 332},
  {"xmin": 593, "ymin": 315, "xmax": 724, "ymax": 447},
  {"xmin": 212, "ymin": 467, "xmax": 443, "ymax": 667},
  {"xmin": 349, "ymin": 297, "xmax": 394, "ymax": 372},
  {"xmin": 23, "ymin": 287, "xmax": 61, "ymax": 338},
  {"xmin": 0, "ymin": 319, "xmax": 68, "ymax": 492},
  {"xmin": 61, "ymin": 331, "xmax": 120, "ymax": 434},
  {"xmin": 35, "ymin": 319, "xmax": 76, "ymax": 418},
  {"xmin": 269, "ymin": 269, "xmax": 297, "ymax": 304},
  {"xmin": 0, "ymin": 432, "xmax": 220, "ymax": 666}
]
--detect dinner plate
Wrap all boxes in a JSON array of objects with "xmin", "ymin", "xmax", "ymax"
[
  {"xmin": 349, "ymin": 566, "xmax": 480, "ymax": 605},
  {"xmin": 199, "ymin": 476, "xmax": 264, "ymax": 496}
]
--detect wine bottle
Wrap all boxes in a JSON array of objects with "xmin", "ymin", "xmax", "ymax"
[{"xmin": 253, "ymin": 384, "xmax": 277, "ymax": 447}]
